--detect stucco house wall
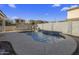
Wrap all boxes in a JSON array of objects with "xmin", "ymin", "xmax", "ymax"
[{"xmin": 67, "ymin": 8, "xmax": 79, "ymax": 19}]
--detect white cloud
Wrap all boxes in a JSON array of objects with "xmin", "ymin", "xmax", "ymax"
[
  {"xmin": 7, "ymin": 16, "xmax": 19, "ymax": 20},
  {"xmin": 11, "ymin": 16, "xmax": 19, "ymax": 19},
  {"xmin": 61, "ymin": 5, "xmax": 79, "ymax": 11},
  {"xmin": 8, "ymin": 4, "xmax": 16, "ymax": 8},
  {"xmin": 61, "ymin": 7, "xmax": 69, "ymax": 11},
  {"xmin": 52, "ymin": 4, "xmax": 61, "ymax": 7},
  {"xmin": 70, "ymin": 5, "xmax": 78, "ymax": 8}
]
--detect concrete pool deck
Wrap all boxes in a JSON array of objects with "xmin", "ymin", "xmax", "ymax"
[
  {"xmin": 66, "ymin": 35, "xmax": 79, "ymax": 55},
  {"xmin": 0, "ymin": 32, "xmax": 77, "ymax": 55}
]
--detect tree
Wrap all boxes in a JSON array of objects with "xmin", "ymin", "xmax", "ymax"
[
  {"xmin": 29, "ymin": 20, "xmax": 35, "ymax": 25},
  {"xmin": 29, "ymin": 20, "xmax": 48, "ymax": 25}
]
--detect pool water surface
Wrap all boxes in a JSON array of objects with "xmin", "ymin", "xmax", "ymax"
[{"xmin": 25, "ymin": 32, "xmax": 65, "ymax": 43}]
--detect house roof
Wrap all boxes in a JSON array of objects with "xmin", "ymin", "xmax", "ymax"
[
  {"xmin": 0, "ymin": 10, "xmax": 7, "ymax": 18},
  {"xmin": 67, "ymin": 7, "xmax": 79, "ymax": 11}
]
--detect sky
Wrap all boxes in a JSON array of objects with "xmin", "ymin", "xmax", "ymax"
[{"xmin": 0, "ymin": 4, "xmax": 79, "ymax": 21}]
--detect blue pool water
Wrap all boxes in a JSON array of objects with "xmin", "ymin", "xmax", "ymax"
[
  {"xmin": 25, "ymin": 32, "xmax": 65, "ymax": 43},
  {"xmin": 26, "ymin": 32, "xmax": 48, "ymax": 43}
]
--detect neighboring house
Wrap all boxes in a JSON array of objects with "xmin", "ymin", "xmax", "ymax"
[
  {"xmin": 67, "ymin": 7, "xmax": 79, "ymax": 34},
  {"xmin": 15, "ymin": 18, "xmax": 25, "ymax": 24},
  {"xmin": 67, "ymin": 7, "xmax": 79, "ymax": 21}
]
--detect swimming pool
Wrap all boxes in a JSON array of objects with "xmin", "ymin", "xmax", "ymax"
[{"xmin": 25, "ymin": 31, "xmax": 65, "ymax": 43}]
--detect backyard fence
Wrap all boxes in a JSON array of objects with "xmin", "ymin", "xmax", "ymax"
[
  {"xmin": 0, "ymin": 24, "xmax": 32, "ymax": 32},
  {"xmin": 37, "ymin": 21, "xmax": 79, "ymax": 36}
]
